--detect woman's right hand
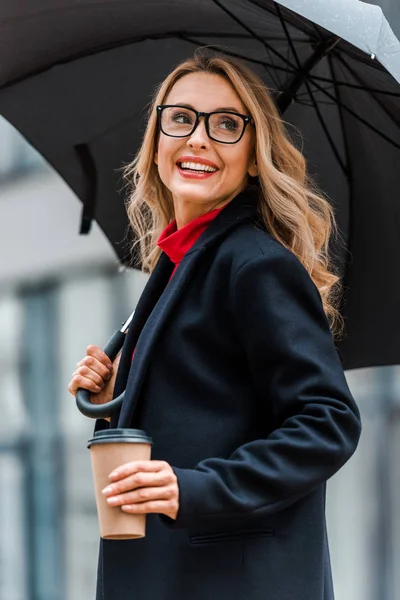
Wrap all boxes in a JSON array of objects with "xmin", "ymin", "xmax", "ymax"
[{"xmin": 68, "ymin": 345, "xmax": 121, "ymax": 407}]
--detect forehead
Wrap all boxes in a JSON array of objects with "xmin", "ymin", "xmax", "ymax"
[{"xmin": 165, "ymin": 72, "xmax": 247, "ymax": 113}]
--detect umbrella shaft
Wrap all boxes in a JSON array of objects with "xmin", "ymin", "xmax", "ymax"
[{"xmin": 277, "ymin": 36, "xmax": 340, "ymax": 113}]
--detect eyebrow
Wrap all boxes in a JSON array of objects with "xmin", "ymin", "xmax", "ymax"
[{"xmin": 173, "ymin": 103, "xmax": 243, "ymax": 113}]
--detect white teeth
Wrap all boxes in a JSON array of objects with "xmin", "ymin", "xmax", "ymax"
[{"xmin": 179, "ymin": 161, "xmax": 217, "ymax": 172}]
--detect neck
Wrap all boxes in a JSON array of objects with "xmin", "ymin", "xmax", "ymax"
[{"xmin": 173, "ymin": 201, "xmax": 223, "ymax": 229}]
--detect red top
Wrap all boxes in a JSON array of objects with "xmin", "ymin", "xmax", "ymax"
[
  {"xmin": 132, "ymin": 206, "xmax": 224, "ymax": 361},
  {"xmin": 157, "ymin": 206, "xmax": 224, "ymax": 277}
]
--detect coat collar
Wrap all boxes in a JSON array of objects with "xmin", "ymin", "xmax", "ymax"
[
  {"xmin": 183, "ymin": 185, "xmax": 259, "ymax": 253},
  {"xmin": 114, "ymin": 185, "xmax": 260, "ymax": 428}
]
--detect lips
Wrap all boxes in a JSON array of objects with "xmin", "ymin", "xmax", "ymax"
[
  {"xmin": 176, "ymin": 164, "xmax": 218, "ymax": 180},
  {"xmin": 176, "ymin": 156, "xmax": 219, "ymax": 173}
]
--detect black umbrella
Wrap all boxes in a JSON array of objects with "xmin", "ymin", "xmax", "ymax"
[{"xmin": 1, "ymin": 0, "xmax": 400, "ymax": 374}]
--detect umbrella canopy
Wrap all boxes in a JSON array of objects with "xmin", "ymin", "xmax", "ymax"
[
  {"xmin": 281, "ymin": 0, "xmax": 400, "ymax": 83},
  {"xmin": 362, "ymin": 0, "xmax": 400, "ymax": 41},
  {"xmin": 0, "ymin": 0, "xmax": 400, "ymax": 371}
]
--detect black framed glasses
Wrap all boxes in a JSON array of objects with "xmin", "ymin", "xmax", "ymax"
[{"xmin": 156, "ymin": 105, "xmax": 255, "ymax": 144}]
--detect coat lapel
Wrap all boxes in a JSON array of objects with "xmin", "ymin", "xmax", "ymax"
[
  {"xmin": 115, "ymin": 186, "xmax": 260, "ymax": 428},
  {"xmin": 109, "ymin": 252, "xmax": 173, "ymax": 427},
  {"xmin": 117, "ymin": 247, "xmax": 205, "ymax": 427},
  {"xmin": 114, "ymin": 253, "xmax": 173, "ymax": 381}
]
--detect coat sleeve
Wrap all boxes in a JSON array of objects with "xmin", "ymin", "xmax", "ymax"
[{"xmin": 163, "ymin": 245, "xmax": 362, "ymax": 528}]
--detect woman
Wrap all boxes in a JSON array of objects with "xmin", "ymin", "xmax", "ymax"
[{"xmin": 69, "ymin": 51, "xmax": 361, "ymax": 600}]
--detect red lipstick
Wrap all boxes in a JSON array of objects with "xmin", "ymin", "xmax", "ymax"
[
  {"xmin": 176, "ymin": 156, "xmax": 219, "ymax": 180},
  {"xmin": 177, "ymin": 156, "xmax": 219, "ymax": 169}
]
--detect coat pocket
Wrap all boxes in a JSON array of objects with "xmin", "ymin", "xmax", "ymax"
[{"xmin": 189, "ymin": 528, "xmax": 275, "ymax": 546}]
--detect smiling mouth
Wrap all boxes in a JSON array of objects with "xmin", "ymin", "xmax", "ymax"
[{"xmin": 177, "ymin": 161, "xmax": 218, "ymax": 173}]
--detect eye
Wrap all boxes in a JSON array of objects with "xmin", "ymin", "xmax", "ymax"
[
  {"xmin": 171, "ymin": 111, "xmax": 194, "ymax": 125},
  {"xmin": 221, "ymin": 119, "xmax": 239, "ymax": 131},
  {"xmin": 214, "ymin": 115, "xmax": 240, "ymax": 131}
]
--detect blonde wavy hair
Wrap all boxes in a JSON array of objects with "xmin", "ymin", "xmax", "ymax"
[{"xmin": 123, "ymin": 50, "xmax": 343, "ymax": 335}]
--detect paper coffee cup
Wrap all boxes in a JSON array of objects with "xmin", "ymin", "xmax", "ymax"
[{"xmin": 87, "ymin": 428, "xmax": 153, "ymax": 540}]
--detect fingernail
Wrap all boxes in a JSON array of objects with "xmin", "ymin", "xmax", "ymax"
[
  {"xmin": 107, "ymin": 363, "xmax": 113, "ymax": 370},
  {"xmin": 102, "ymin": 486, "xmax": 113, "ymax": 495},
  {"xmin": 107, "ymin": 497, "xmax": 119, "ymax": 505}
]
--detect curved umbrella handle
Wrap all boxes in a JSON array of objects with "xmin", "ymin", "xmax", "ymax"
[{"xmin": 75, "ymin": 312, "xmax": 134, "ymax": 419}]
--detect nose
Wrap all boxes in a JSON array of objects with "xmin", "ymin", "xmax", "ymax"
[{"xmin": 186, "ymin": 117, "xmax": 209, "ymax": 150}]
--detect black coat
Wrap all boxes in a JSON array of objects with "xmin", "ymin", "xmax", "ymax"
[{"xmin": 96, "ymin": 188, "xmax": 361, "ymax": 600}]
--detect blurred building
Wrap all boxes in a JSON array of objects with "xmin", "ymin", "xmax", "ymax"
[{"xmin": 0, "ymin": 116, "xmax": 399, "ymax": 600}]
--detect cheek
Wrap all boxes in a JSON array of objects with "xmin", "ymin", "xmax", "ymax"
[
  {"xmin": 154, "ymin": 139, "xmax": 169, "ymax": 185},
  {"xmin": 223, "ymin": 147, "xmax": 252, "ymax": 180},
  {"xmin": 156, "ymin": 137, "xmax": 166, "ymax": 168},
  {"xmin": 156, "ymin": 137, "xmax": 180, "ymax": 179}
]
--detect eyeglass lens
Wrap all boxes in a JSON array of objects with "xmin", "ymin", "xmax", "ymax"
[{"xmin": 160, "ymin": 106, "xmax": 245, "ymax": 142}]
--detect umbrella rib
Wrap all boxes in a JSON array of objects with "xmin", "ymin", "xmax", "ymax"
[
  {"xmin": 265, "ymin": 7, "xmax": 348, "ymax": 177},
  {"xmin": 303, "ymin": 81, "xmax": 348, "ymax": 177},
  {"xmin": 327, "ymin": 53, "xmax": 354, "ymax": 324},
  {"xmin": 309, "ymin": 75, "xmax": 400, "ymax": 96},
  {"xmin": 310, "ymin": 20, "xmax": 324, "ymax": 42},
  {"xmin": 327, "ymin": 54, "xmax": 351, "ymax": 181},
  {"xmin": 276, "ymin": 36, "xmax": 341, "ymax": 113},
  {"xmin": 274, "ymin": 1, "xmax": 303, "ymax": 69},
  {"xmin": 308, "ymin": 77, "xmax": 400, "ymax": 151},
  {"xmin": 0, "ymin": 30, "xmax": 292, "ymax": 91},
  {"xmin": 331, "ymin": 44, "xmax": 388, "ymax": 76},
  {"xmin": 334, "ymin": 53, "xmax": 400, "ymax": 130},
  {"xmin": 274, "ymin": 1, "xmax": 314, "ymax": 103},
  {"xmin": 179, "ymin": 34, "xmax": 296, "ymax": 77},
  {"xmin": 273, "ymin": 3, "xmax": 299, "ymax": 85},
  {"xmin": 211, "ymin": 0, "xmax": 298, "ymax": 74},
  {"xmin": 295, "ymin": 98, "xmax": 337, "ymax": 106},
  {"xmin": 296, "ymin": 95, "xmax": 337, "ymax": 106},
  {"xmin": 327, "ymin": 64, "xmax": 353, "ymax": 195},
  {"xmin": 191, "ymin": 32, "xmax": 308, "ymax": 42},
  {"xmin": 211, "ymin": 0, "xmax": 281, "ymax": 80},
  {"xmin": 296, "ymin": 83, "xmax": 335, "ymax": 98},
  {"xmin": 246, "ymin": 0, "xmax": 311, "ymax": 36}
]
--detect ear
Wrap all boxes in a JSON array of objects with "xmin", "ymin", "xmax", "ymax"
[
  {"xmin": 247, "ymin": 155, "xmax": 258, "ymax": 178},
  {"xmin": 154, "ymin": 151, "xmax": 158, "ymax": 165}
]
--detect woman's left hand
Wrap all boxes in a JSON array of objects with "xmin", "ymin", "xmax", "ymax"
[{"xmin": 102, "ymin": 460, "xmax": 179, "ymax": 520}]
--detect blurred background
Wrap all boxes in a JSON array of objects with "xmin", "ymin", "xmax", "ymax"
[{"xmin": 0, "ymin": 115, "xmax": 399, "ymax": 600}]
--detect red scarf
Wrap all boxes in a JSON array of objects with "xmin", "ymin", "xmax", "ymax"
[{"xmin": 157, "ymin": 206, "xmax": 224, "ymax": 278}]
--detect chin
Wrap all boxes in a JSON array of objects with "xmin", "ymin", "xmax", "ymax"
[{"xmin": 172, "ymin": 183, "xmax": 219, "ymax": 204}]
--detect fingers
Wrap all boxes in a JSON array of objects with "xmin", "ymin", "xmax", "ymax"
[
  {"xmin": 86, "ymin": 344, "xmax": 113, "ymax": 368},
  {"xmin": 68, "ymin": 373, "xmax": 102, "ymax": 396},
  {"xmin": 108, "ymin": 460, "xmax": 169, "ymax": 481},
  {"xmin": 106, "ymin": 484, "xmax": 174, "ymax": 507},
  {"xmin": 78, "ymin": 351, "xmax": 113, "ymax": 380},
  {"xmin": 102, "ymin": 469, "xmax": 173, "ymax": 496},
  {"xmin": 67, "ymin": 345, "xmax": 113, "ymax": 397},
  {"xmin": 102, "ymin": 460, "xmax": 179, "ymax": 520},
  {"xmin": 120, "ymin": 500, "xmax": 177, "ymax": 517},
  {"xmin": 78, "ymin": 365, "xmax": 104, "ymax": 386}
]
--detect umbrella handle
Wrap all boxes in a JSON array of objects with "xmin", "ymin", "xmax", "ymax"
[
  {"xmin": 75, "ymin": 311, "xmax": 135, "ymax": 419},
  {"xmin": 75, "ymin": 330, "xmax": 126, "ymax": 419}
]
